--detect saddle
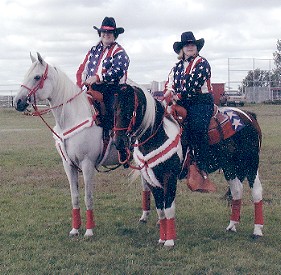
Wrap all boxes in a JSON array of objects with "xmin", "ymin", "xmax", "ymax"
[
  {"xmin": 86, "ymin": 87, "xmax": 129, "ymax": 168},
  {"xmin": 171, "ymin": 104, "xmax": 236, "ymax": 145},
  {"xmin": 86, "ymin": 88, "xmax": 105, "ymax": 127}
]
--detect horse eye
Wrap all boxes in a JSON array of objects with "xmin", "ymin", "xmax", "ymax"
[{"xmin": 34, "ymin": 75, "xmax": 41, "ymax": 81}]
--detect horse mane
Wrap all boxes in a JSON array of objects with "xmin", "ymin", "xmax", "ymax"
[{"xmin": 136, "ymin": 87, "xmax": 156, "ymax": 137}]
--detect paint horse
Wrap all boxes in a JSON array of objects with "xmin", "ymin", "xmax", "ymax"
[
  {"xmin": 114, "ymin": 85, "xmax": 182, "ymax": 247},
  {"xmin": 114, "ymin": 84, "xmax": 264, "ymax": 244},
  {"xmin": 14, "ymin": 53, "xmax": 121, "ymax": 237}
]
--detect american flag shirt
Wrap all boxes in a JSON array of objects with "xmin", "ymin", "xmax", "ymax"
[
  {"xmin": 76, "ymin": 41, "xmax": 130, "ymax": 88},
  {"xmin": 163, "ymin": 55, "xmax": 212, "ymax": 103}
]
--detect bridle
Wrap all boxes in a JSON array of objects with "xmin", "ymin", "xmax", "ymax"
[
  {"xmin": 20, "ymin": 63, "xmax": 84, "ymax": 141},
  {"xmin": 113, "ymin": 91, "xmax": 139, "ymax": 135},
  {"xmin": 113, "ymin": 88, "xmax": 165, "ymax": 168},
  {"xmin": 21, "ymin": 64, "xmax": 49, "ymax": 108}
]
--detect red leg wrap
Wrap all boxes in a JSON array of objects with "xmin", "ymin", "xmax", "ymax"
[
  {"xmin": 142, "ymin": 190, "xmax": 151, "ymax": 211},
  {"xmin": 166, "ymin": 218, "xmax": 176, "ymax": 240},
  {"xmin": 159, "ymin": 218, "xmax": 167, "ymax": 241},
  {"xmin": 254, "ymin": 200, "xmax": 264, "ymax": 225},
  {"xmin": 86, "ymin": 210, "xmax": 95, "ymax": 229},
  {"xmin": 72, "ymin": 208, "xmax": 81, "ymax": 229},
  {"xmin": 230, "ymin": 199, "xmax": 242, "ymax": 222}
]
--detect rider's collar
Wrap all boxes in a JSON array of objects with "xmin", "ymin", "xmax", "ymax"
[{"xmin": 184, "ymin": 54, "xmax": 198, "ymax": 63}]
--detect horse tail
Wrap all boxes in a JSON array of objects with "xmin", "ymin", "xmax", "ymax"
[
  {"xmin": 245, "ymin": 111, "xmax": 262, "ymax": 148},
  {"xmin": 245, "ymin": 111, "xmax": 257, "ymax": 120},
  {"xmin": 128, "ymin": 169, "xmax": 141, "ymax": 184}
]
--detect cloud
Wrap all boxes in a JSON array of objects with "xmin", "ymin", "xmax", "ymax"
[{"xmin": 0, "ymin": 0, "xmax": 281, "ymax": 93}]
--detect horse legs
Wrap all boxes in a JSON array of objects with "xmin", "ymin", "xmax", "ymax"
[
  {"xmin": 139, "ymin": 177, "xmax": 151, "ymax": 223},
  {"xmin": 152, "ymin": 174, "xmax": 177, "ymax": 247},
  {"xmin": 63, "ymin": 162, "xmax": 81, "ymax": 236},
  {"xmin": 226, "ymin": 177, "xmax": 243, "ymax": 232},
  {"xmin": 81, "ymin": 160, "xmax": 96, "ymax": 237},
  {"xmin": 251, "ymin": 172, "xmax": 264, "ymax": 237}
]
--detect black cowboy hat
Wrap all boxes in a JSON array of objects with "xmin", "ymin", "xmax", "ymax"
[
  {"xmin": 93, "ymin": 17, "xmax": 124, "ymax": 35},
  {"xmin": 173, "ymin": 31, "xmax": 204, "ymax": 54}
]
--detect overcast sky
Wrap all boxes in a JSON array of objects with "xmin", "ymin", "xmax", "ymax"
[{"xmin": 1, "ymin": 0, "xmax": 281, "ymax": 93}]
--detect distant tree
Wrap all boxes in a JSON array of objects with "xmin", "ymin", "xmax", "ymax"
[
  {"xmin": 272, "ymin": 39, "xmax": 281, "ymax": 87},
  {"xmin": 241, "ymin": 39, "xmax": 281, "ymax": 88},
  {"xmin": 241, "ymin": 68, "xmax": 272, "ymax": 88}
]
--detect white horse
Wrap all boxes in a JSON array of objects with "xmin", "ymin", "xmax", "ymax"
[{"xmin": 14, "ymin": 53, "xmax": 122, "ymax": 237}]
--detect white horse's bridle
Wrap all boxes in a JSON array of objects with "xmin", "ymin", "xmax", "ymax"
[{"xmin": 21, "ymin": 64, "xmax": 49, "ymax": 104}]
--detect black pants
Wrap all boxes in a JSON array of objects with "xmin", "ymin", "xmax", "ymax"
[
  {"xmin": 91, "ymin": 83, "xmax": 118, "ymax": 131},
  {"xmin": 183, "ymin": 93, "xmax": 214, "ymax": 172}
]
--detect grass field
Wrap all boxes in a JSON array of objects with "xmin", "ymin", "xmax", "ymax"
[{"xmin": 1, "ymin": 105, "xmax": 281, "ymax": 274}]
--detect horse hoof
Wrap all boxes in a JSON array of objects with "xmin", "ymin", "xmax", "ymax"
[
  {"xmin": 252, "ymin": 234, "xmax": 262, "ymax": 240},
  {"xmin": 226, "ymin": 227, "xmax": 237, "ymax": 233},
  {"xmin": 164, "ymin": 240, "xmax": 174, "ymax": 247},
  {"xmin": 69, "ymin": 228, "xmax": 79, "ymax": 237},
  {"xmin": 226, "ymin": 221, "xmax": 238, "ymax": 232},
  {"xmin": 158, "ymin": 239, "xmax": 165, "ymax": 245},
  {"xmin": 84, "ymin": 229, "xmax": 94, "ymax": 237}
]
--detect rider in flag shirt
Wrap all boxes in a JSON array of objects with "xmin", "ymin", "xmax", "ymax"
[
  {"xmin": 76, "ymin": 17, "xmax": 130, "ymax": 137},
  {"xmin": 163, "ymin": 31, "xmax": 214, "ymax": 181}
]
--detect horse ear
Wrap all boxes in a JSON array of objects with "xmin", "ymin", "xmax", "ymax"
[
  {"xmin": 37, "ymin": 52, "xmax": 46, "ymax": 65},
  {"xmin": 30, "ymin": 52, "xmax": 36, "ymax": 63}
]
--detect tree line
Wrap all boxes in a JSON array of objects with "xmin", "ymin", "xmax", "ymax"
[{"xmin": 242, "ymin": 40, "xmax": 281, "ymax": 88}]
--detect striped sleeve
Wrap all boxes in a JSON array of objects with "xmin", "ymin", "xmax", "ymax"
[{"xmin": 76, "ymin": 51, "xmax": 90, "ymax": 88}]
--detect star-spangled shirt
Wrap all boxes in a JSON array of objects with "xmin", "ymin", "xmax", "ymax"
[
  {"xmin": 76, "ymin": 41, "xmax": 130, "ymax": 88},
  {"xmin": 163, "ymin": 55, "xmax": 212, "ymax": 103}
]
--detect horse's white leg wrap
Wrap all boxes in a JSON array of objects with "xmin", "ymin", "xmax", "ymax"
[{"xmin": 227, "ymin": 178, "xmax": 243, "ymax": 232}]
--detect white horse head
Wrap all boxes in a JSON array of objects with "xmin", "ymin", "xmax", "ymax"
[{"xmin": 15, "ymin": 53, "xmax": 58, "ymax": 111}]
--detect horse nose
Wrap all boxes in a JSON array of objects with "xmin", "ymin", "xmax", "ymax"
[
  {"xmin": 15, "ymin": 98, "xmax": 29, "ymax": 112},
  {"xmin": 115, "ymin": 135, "xmax": 128, "ymax": 151}
]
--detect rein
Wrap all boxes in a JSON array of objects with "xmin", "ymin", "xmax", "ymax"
[
  {"xmin": 20, "ymin": 64, "xmax": 88, "ymax": 141},
  {"xmin": 114, "ymin": 88, "xmax": 166, "ymax": 169},
  {"xmin": 113, "ymin": 91, "xmax": 139, "ymax": 134}
]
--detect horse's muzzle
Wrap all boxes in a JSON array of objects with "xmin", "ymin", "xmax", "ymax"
[
  {"xmin": 15, "ymin": 98, "xmax": 29, "ymax": 112},
  {"xmin": 114, "ymin": 134, "xmax": 129, "ymax": 152}
]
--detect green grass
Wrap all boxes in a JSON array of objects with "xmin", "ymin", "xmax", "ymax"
[{"xmin": 1, "ymin": 105, "xmax": 281, "ymax": 274}]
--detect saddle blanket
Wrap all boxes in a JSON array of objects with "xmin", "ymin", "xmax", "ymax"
[{"xmin": 208, "ymin": 107, "xmax": 245, "ymax": 145}]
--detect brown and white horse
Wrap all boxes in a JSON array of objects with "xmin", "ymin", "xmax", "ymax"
[
  {"xmin": 114, "ymin": 84, "xmax": 264, "ymax": 246},
  {"xmin": 114, "ymin": 85, "xmax": 182, "ymax": 247}
]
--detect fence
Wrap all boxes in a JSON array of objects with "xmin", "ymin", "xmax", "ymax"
[{"xmin": 0, "ymin": 96, "xmax": 14, "ymax": 108}]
